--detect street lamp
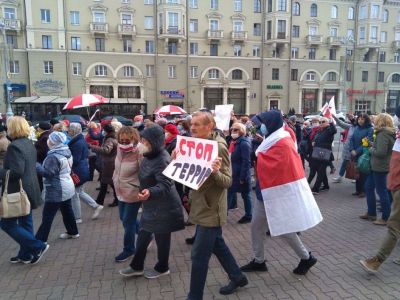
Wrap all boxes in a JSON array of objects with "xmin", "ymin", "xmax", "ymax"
[{"xmin": 0, "ymin": 21, "xmax": 14, "ymax": 117}]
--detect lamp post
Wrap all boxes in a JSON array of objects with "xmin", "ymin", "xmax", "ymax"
[{"xmin": 0, "ymin": 22, "xmax": 14, "ymax": 117}]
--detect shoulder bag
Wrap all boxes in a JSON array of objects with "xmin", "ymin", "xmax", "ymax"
[
  {"xmin": 0, "ymin": 171, "xmax": 31, "ymax": 218},
  {"xmin": 311, "ymin": 147, "xmax": 332, "ymax": 162}
]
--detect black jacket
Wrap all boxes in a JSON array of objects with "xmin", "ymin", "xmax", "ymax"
[
  {"xmin": 35, "ymin": 130, "xmax": 51, "ymax": 163},
  {"xmin": 314, "ymin": 124, "xmax": 337, "ymax": 151},
  {"xmin": 0, "ymin": 138, "xmax": 42, "ymax": 209}
]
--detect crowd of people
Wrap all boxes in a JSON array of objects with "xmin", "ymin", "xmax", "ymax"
[{"xmin": 0, "ymin": 105, "xmax": 399, "ymax": 299}]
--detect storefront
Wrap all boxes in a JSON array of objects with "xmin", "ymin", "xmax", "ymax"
[
  {"xmin": 228, "ymin": 88, "xmax": 246, "ymax": 115},
  {"xmin": 323, "ymin": 89, "xmax": 339, "ymax": 106},
  {"xmin": 387, "ymin": 90, "xmax": 400, "ymax": 114},
  {"xmin": 302, "ymin": 89, "xmax": 318, "ymax": 114},
  {"xmin": 204, "ymin": 88, "xmax": 223, "ymax": 110}
]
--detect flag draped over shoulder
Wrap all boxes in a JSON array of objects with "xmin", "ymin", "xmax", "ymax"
[{"xmin": 256, "ymin": 127, "xmax": 323, "ymax": 236}]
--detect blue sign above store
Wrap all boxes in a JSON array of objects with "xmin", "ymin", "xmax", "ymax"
[{"xmin": 160, "ymin": 90, "xmax": 185, "ymax": 99}]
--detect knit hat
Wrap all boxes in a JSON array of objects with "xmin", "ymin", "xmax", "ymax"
[
  {"xmin": 48, "ymin": 131, "xmax": 67, "ymax": 146},
  {"xmin": 140, "ymin": 125, "xmax": 165, "ymax": 154},
  {"xmin": 164, "ymin": 123, "xmax": 179, "ymax": 135},
  {"xmin": 38, "ymin": 121, "xmax": 51, "ymax": 131},
  {"xmin": 134, "ymin": 115, "xmax": 143, "ymax": 122}
]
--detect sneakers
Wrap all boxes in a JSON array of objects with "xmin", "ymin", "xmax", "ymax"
[
  {"xmin": 293, "ymin": 252, "xmax": 317, "ymax": 275},
  {"xmin": 373, "ymin": 219, "xmax": 387, "ymax": 226},
  {"xmin": 185, "ymin": 236, "xmax": 195, "ymax": 245},
  {"xmin": 115, "ymin": 252, "xmax": 134, "ymax": 262},
  {"xmin": 219, "ymin": 276, "xmax": 248, "ymax": 295},
  {"xmin": 240, "ymin": 259, "xmax": 268, "ymax": 272},
  {"xmin": 320, "ymin": 186, "xmax": 330, "ymax": 192},
  {"xmin": 10, "ymin": 256, "xmax": 32, "ymax": 264},
  {"xmin": 144, "ymin": 269, "xmax": 170, "ymax": 279},
  {"xmin": 360, "ymin": 256, "xmax": 382, "ymax": 273},
  {"xmin": 59, "ymin": 233, "xmax": 80, "ymax": 239},
  {"xmin": 238, "ymin": 216, "xmax": 252, "ymax": 224},
  {"xmin": 92, "ymin": 205, "xmax": 104, "ymax": 220},
  {"xmin": 119, "ymin": 266, "xmax": 144, "ymax": 277},
  {"xmin": 312, "ymin": 191, "xmax": 319, "ymax": 195},
  {"xmin": 75, "ymin": 219, "xmax": 83, "ymax": 224},
  {"xmin": 333, "ymin": 176, "xmax": 342, "ymax": 183},
  {"xmin": 359, "ymin": 213, "xmax": 377, "ymax": 221},
  {"xmin": 30, "ymin": 244, "xmax": 50, "ymax": 265}
]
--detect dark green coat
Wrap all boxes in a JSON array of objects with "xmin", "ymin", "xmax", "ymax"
[{"xmin": 369, "ymin": 127, "xmax": 396, "ymax": 173}]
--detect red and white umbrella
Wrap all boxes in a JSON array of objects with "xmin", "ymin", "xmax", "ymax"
[
  {"xmin": 154, "ymin": 105, "xmax": 186, "ymax": 116},
  {"xmin": 63, "ymin": 94, "xmax": 108, "ymax": 110}
]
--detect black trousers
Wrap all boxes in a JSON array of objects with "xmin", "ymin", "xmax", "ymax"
[
  {"xmin": 312, "ymin": 161, "xmax": 329, "ymax": 192},
  {"xmin": 130, "ymin": 230, "xmax": 171, "ymax": 273},
  {"xmin": 96, "ymin": 183, "xmax": 117, "ymax": 205},
  {"xmin": 88, "ymin": 156, "xmax": 97, "ymax": 181},
  {"xmin": 356, "ymin": 172, "xmax": 367, "ymax": 194}
]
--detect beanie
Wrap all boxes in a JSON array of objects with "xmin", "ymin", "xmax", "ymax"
[{"xmin": 48, "ymin": 131, "xmax": 67, "ymax": 146}]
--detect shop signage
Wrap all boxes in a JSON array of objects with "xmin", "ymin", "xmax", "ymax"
[
  {"xmin": 266, "ymin": 85, "xmax": 283, "ymax": 89},
  {"xmin": 160, "ymin": 90, "xmax": 185, "ymax": 99},
  {"xmin": 346, "ymin": 89, "xmax": 363, "ymax": 95},
  {"xmin": 367, "ymin": 90, "xmax": 384, "ymax": 95},
  {"xmin": 33, "ymin": 79, "xmax": 65, "ymax": 94}
]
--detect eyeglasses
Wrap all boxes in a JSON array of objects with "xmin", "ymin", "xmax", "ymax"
[{"xmin": 231, "ymin": 128, "xmax": 239, "ymax": 132}]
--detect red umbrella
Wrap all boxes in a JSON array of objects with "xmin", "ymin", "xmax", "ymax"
[
  {"xmin": 154, "ymin": 105, "xmax": 186, "ymax": 115},
  {"xmin": 63, "ymin": 94, "xmax": 108, "ymax": 110}
]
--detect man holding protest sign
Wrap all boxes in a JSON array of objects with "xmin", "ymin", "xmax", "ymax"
[{"xmin": 185, "ymin": 111, "xmax": 248, "ymax": 299}]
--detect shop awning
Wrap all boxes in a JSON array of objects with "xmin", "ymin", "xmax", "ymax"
[
  {"xmin": 52, "ymin": 98, "xmax": 71, "ymax": 104},
  {"xmin": 13, "ymin": 96, "xmax": 146, "ymax": 105},
  {"xmin": 31, "ymin": 96, "xmax": 58, "ymax": 103},
  {"xmin": 12, "ymin": 96, "xmax": 38, "ymax": 103}
]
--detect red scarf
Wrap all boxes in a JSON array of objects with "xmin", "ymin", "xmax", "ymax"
[{"xmin": 229, "ymin": 140, "xmax": 236, "ymax": 153}]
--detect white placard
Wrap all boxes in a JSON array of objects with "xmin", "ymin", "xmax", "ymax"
[{"xmin": 214, "ymin": 104, "xmax": 234, "ymax": 131}]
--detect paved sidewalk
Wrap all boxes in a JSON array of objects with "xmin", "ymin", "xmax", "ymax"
[{"xmin": 0, "ymin": 173, "xmax": 400, "ymax": 300}]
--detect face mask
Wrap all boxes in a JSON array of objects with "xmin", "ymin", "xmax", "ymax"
[
  {"xmin": 137, "ymin": 142, "xmax": 150, "ymax": 155},
  {"xmin": 177, "ymin": 125, "xmax": 183, "ymax": 132},
  {"xmin": 134, "ymin": 122, "xmax": 142, "ymax": 127},
  {"xmin": 101, "ymin": 130, "xmax": 106, "ymax": 136},
  {"xmin": 231, "ymin": 133, "xmax": 239, "ymax": 140},
  {"xmin": 260, "ymin": 124, "xmax": 268, "ymax": 136},
  {"xmin": 312, "ymin": 123, "xmax": 319, "ymax": 128},
  {"xmin": 119, "ymin": 143, "xmax": 134, "ymax": 153}
]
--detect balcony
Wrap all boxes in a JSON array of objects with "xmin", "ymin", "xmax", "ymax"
[
  {"xmin": 327, "ymin": 36, "xmax": 343, "ymax": 47},
  {"xmin": 0, "ymin": 18, "xmax": 21, "ymax": 32},
  {"xmin": 231, "ymin": 31, "xmax": 248, "ymax": 42},
  {"xmin": 90, "ymin": 22, "xmax": 109, "ymax": 36},
  {"xmin": 306, "ymin": 35, "xmax": 323, "ymax": 46},
  {"xmin": 207, "ymin": 30, "xmax": 224, "ymax": 40},
  {"xmin": 118, "ymin": 24, "xmax": 136, "ymax": 39},
  {"xmin": 159, "ymin": 26, "xmax": 186, "ymax": 39},
  {"xmin": 357, "ymin": 39, "xmax": 379, "ymax": 49},
  {"xmin": 393, "ymin": 41, "xmax": 400, "ymax": 50}
]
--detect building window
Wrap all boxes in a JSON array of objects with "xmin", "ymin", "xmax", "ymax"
[
  {"xmin": 41, "ymin": 9, "xmax": 50, "ymax": 23},
  {"xmin": 348, "ymin": 7, "xmax": 354, "ymax": 20},
  {"xmin": 272, "ymin": 68, "xmax": 279, "ymax": 80},
  {"xmin": 381, "ymin": 31, "xmax": 387, "ymax": 43},
  {"xmin": 209, "ymin": 69, "xmax": 219, "ymax": 79},
  {"xmin": 378, "ymin": 71, "xmax": 384, "ymax": 82},
  {"xmin": 396, "ymin": 32, "xmax": 400, "ymax": 41},
  {"xmin": 393, "ymin": 74, "xmax": 400, "ymax": 83},
  {"xmin": 93, "ymin": 12, "xmax": 105, "ymax": 23},
  {"xmin": 291, "ymin": 47, "xmax": 299, "ymax": 59},
  {"xmin": 122, "ymin": 14, "xmax": 132, "ymax": 25},
  {"xmin": 234, "ymin": 0, "xmax": 242, "ymax": 12},
  {"xmin": 146, "ymin": 64, "xmax": 154, "ymax": 77},
  {"xmin": 4, "ymin": 7, "xmax": 16, "ymax": 19},
  {"xmin": 210, "ymin": 43, "xmax": 218, "ymax": 56},
  {"xmin": 210, "ymin": 19, "xmax": 219, "ymax": 31},
  {"xmin": 360, "ymin": 6, "xmax": 367, "ymax": 19},
  {"xmin": 331, "ymin": 6, "xmax": 338, "ymax": 19},
  {"xmin": 70, "ymin": 11, "xmax": 80, "ymax": 25},
  {"xmin": 254, "ymin": 0, "xmax": 261, "ymax": 13},
  {"xmin": 379, "ymin": 51, "xmax": 386, "ymax": 62},
  {"xmin": 383, "ymin": 9, "xmax": 389, "ymax": 22},
  {"xmin": 355, "ymin": 100, "xmax": 371, "ymax": 113},
  {"xmin": 189, "ymin": 0, "xmax": 198, "ymax": 9},
  {"xmin": 144, "ymin": 16, "xmax": 153, "ymax": 29},
  {"xmin": 42, "ymin": 35, "xmax": 52, "ymax": 49},
  {"xmin": 371, "ymin": 5, "xmax": 380, "ymax": 19},
  {"xmin": 43, "ymin": 61, "xmax": 53, "ymax": 74},
  {"xmin": 398, "ymin": 12, "xmax": 400, "ymax": 24},
  {"xmin": 210, "ymin": 0, "xmax": 218, "ymax": 10},
  {"xmin": 189, "ymin": 19, "xmax": 198, "ymax": 32},
  {"xmin": 71, "ymin": 37, "xmax": 81, "ymax": 50},
  {"xmin": 277, "ymin": 20, "xmax": 286, "ymax": 38},
  {"xmin": 330, "ymin": 27, "xmax": 338, "ymax": 37},
  {"xmin": 123, "ymin": 66, "xmax": 134, "ymax": 77},
  {"xmin": 293, "ymin": 2, "xmax": 300, "ymax": 16},
  {"xmin": 168, "ymin": 65, "xmax": 176, "ymax": 78},
  {"xmin": 233, "ymin": 44, "xmax": 242, "ymax": 56},
  {"xmin": 190, "ymin": 42, "xmax": 198, "ymax": 55},
  {"xmin": 168, "ymin": 12, "xmax": 178, "ymax": 33},
  {"xmin": 267, "ymin": 21, "xmax": 272, "ymax": 39},
  {"xmin": 291, "ymin": 69, "xmax": 298, "ymax": 81},
  {"xmin": 123, "ymin": 38, "xmax": 132, "ymax": 52},
  {"xmin": 252, "ymin": 45, "xmax": 260, "ymax": 57},
  {"xmin": 145, "ymin": 40, "xmax": 154, "ymax": 53},
  {"xmin": 253, "ymin": 23, "xmax": 261, "ymax": 36},
  {"xmin": 253, "ymin": 68, "xmax": 260, "ymax": 80},
  {"xmin": 292, "ymin": 25, "xmax": 300, "ymax": 38},
  {"xmin": 232, "ymin": 69, "xmax": 243, "ymax": 80},
  {"xmin": 6, "ymin": 34, "xmax": 18, "ymax": 48},
  {"xmin": 347, "ymin": 29, "xmax": 354, "ymax": 40},
  {"xmin": 95, "ymin": 65, "xmax": 107, "ymax": 76},
  {"xmin": 168, "ymin": 41, "xmax": 177, "ymax": 54},
  {"xmin": 9, "ymin": 61, "xmax": 19, "ymax": 74},
  {"xmin": 327, "ymin": 72, "xmax": 336, "ymax": 81},
  {"xmin": 233, "ymin": 21, "xmax": 243, "ymax": 32},
  {"xmin": 145, "ymin": 0, "xmax": 154, "ymax": 4},
  {"xmin": 362, "ymin": 71, "xmax": 368, "ymax": 82},
  {"xmin": 278, "ymin": 0, "xmax": 286, "ymax": 11},
  {"xmin": 190, "ymin": 66, "xmax": 198, "ymax": 78},
  {"xmin": 72, "ymin": 62, "xmax": 82, "ymax": 76},
  {"xmin": 370, "ymin": 26, "xmax": 378, "ymax": 43},
  {"xmin": 95, "ymin": 37, "xmax": 105, "ymax": 52},
  {"xmin": 346, "ymin": 70, "xmax": 352, "ymax": 82},
  {"xmin": 308, "ymin": 48, "xmax": 316, "ymax": 60},
  {"xmin": 329, "ymin": 48, "xmax": 337, "ymax": 60},
  {"xmin": 359, "ymin": 27, "xmax": 365, "ymax": 43},
  {"xmin": 309, "ymin": 26, "xmax": 317, "ymax": 36},
  {"xmin": 310, "ymin": 3, "xmax": 317, "ymax": 17},
  {"xmin": 306, "ymin": 71, "xmax": 316, "ymax": 81}
]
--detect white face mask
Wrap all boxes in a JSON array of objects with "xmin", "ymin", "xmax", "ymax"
[
  {"xmin": 137, "ymin": 142, "xmax": 150, "ymax": 154},
  {"xmin": 231, "ymin": 133, "xmax": 240, "ymax": 140}
]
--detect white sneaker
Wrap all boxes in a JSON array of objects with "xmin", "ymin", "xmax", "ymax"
[
  {"xmin": 332, "ymin": 177, "xmax": 342, "ymax": 183},
  {"xmin": 75, "ymin": 219, "xmax": 83, "ymax": 224},
  {"xmin": 92, "ymin": 205, "xmax": 104, "ymax": 220},
  {"xmin": 59, "ymin": 233, "xmax": 80, "ymax": 239}
]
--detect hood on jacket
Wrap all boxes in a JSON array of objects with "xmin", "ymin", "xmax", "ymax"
[
  {"xmin": 140, "ymin": 125, "xmax": 165, "ymax": 156},
  {"xmin": 252, "ymin": 110, "xmax": 283, "ymax": 138},
  {"xmin": 48, "ymin": 144, "xmax": 72, "ymax": 158}
]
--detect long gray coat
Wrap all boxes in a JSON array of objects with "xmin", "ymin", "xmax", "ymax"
[{"xmin": 0, "ymin": 138, "xmax": 42, "ymax": 209}]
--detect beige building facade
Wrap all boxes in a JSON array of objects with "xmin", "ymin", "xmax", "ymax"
[{"xmin": 1, "ymin": 0, "xmax": 400, "ymax": 118}]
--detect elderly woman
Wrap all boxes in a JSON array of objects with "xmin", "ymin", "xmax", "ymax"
[
  {"xmin": 119, "ymin": 125, "xmax": 184, "ymax": 279},
  {"xmin": 0, "ymin": 117, "xmax": 47, "ymax": 265},
  {"xmin": 227, "ymin": 122, "xmax": 253, "ymax": 224},
  {"xmin": 68, "ymin": 123, "xmax": 103, "ymax": 223},
  {"xmin": 86, "ymin": 122, "xmax": 101, "ymax": 181},
  {"xmin": 113, "ymin": 126, "xmax": 142, "ymax": 262},
  {"xmin": 361, "ymin": 114, "xmax": 396, "ymax": 225}
]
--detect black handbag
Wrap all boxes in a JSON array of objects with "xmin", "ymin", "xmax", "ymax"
[{"xmin": 311, "ymin": 147, "xmax": 332, "ymax": 162}]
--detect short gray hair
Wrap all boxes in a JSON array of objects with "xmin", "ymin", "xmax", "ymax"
[{"xmin": 69, "ymin": 122, "xmax": 82, "ymax": 137}]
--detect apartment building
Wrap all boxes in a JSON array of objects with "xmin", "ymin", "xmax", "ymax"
[{"xmin": 1, "ymin": 0, "xmax": 400, "ymax": 118}]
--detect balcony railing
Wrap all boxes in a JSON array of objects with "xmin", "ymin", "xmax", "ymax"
[
  {"xmin": 158, "ymin": 26, "xmax": 185, "ymax": 37},
  {"xmin": 327, "ymin": 36, "xmax": 343, "ymax": 46},
  {"xmin": 277, "ymin": 32, "xmax": 286, "ymax": 39},
  {"xmin": 231, "ymin": 31, "xmax": 248, "ymax": 41},
  {"xmin": 306, "ymin": 35, "xmax": 323, "ymax": 45},
  {"xmin": 118, "ymin": 24, "xmax": 136, "ymax": 38},
  {"xmin": 0, "ymin": 18, "xmax": 21, "ymax": 31},
  {"xmin": 89, "ymin": 22, "xmax": 109, "ymax": 35},
  {"xmin": 207, "ymin": 30, "xmax": 224, "ymax": 40}
]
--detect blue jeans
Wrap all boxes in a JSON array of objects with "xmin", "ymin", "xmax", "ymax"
[
  {"xmin": 365, "ymin": 171, "xmax": 391, "ymax": 220},
  {"xmin": 1, "ymin": 212, "xmax": 46, "ymax": 260},
  {"xmin": 227, "ymin": 189, "xmax": 253, "ymax": 218},
  {"xmin": 339, "ymin": 159, "xmax": 349, "ymax": 177},
  {"xmin": 188, "ymin": 225, "xmax": 244, "ymax": 300},
  {"xmin": 36, "ymin": 199, "xmax": 78, "ymax": 242},
  {"xmin": 118, "ymin": 201, "xmax": 141, "ymax": 255}
]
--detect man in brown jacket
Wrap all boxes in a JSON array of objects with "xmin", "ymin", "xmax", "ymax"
[{"xmin": 187, "ymin": 111, "xmax": 247, "ymax": 300}]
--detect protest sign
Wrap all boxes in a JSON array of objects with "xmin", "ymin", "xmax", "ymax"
[
  {"xmin": 215, "ymin": 104, "xmax": 234, "ymax": 131},
  {"xmin": 163, "ymin": 135, "xmax": 218, "ymax": 190}
]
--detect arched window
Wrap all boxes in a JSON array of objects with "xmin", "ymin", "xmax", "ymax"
[
  {"xmin": 208, "ymin": 69, "xmax": 219, "ymax": 79},
  {"xmin": 306, "ymin": 71, "xmax": 316, "ymax": 81},
  {"xmin": 232, "ymin": 69, "xmax": 243, "ymax": 80},
  {"xmin": 293, "ymin": 2, "xmax": 300, "ymax": 16},
  {"xmin": 392, "ymin": 74, "xmax": 400, "ymax": 83},
  {"xmin": 310, "ymin": 3, "xmax": 317, "ymax": 17},
  {"xmin": 327, "ymin": 72, "xmax": 337, "ymax": 81},
  {"xmin": 95, "ymin": 65, "xmax": 108, "ymax": 76},
  {"xmin": 331, "ymin": 6, "xmax": 338, "ymax": 19},
  {"xmin": 383, "ymin": 9, "xmax": 389, "ymax": 22},
  {"xmin": 348, "ymin": 7, "xmax": 354, "ymax": 20},
  {"xmin": 123, "ymin": 66, "xmax": 134, "ymax": 77}
]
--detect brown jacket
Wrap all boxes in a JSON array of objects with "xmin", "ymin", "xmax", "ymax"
[
  {"xmin": 388, "ymin": 140, "xmax": 400, "ymax": 191},
  {"xmin": 91, "ymin": 134, "xmax": 118, "ymax": 185}
]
